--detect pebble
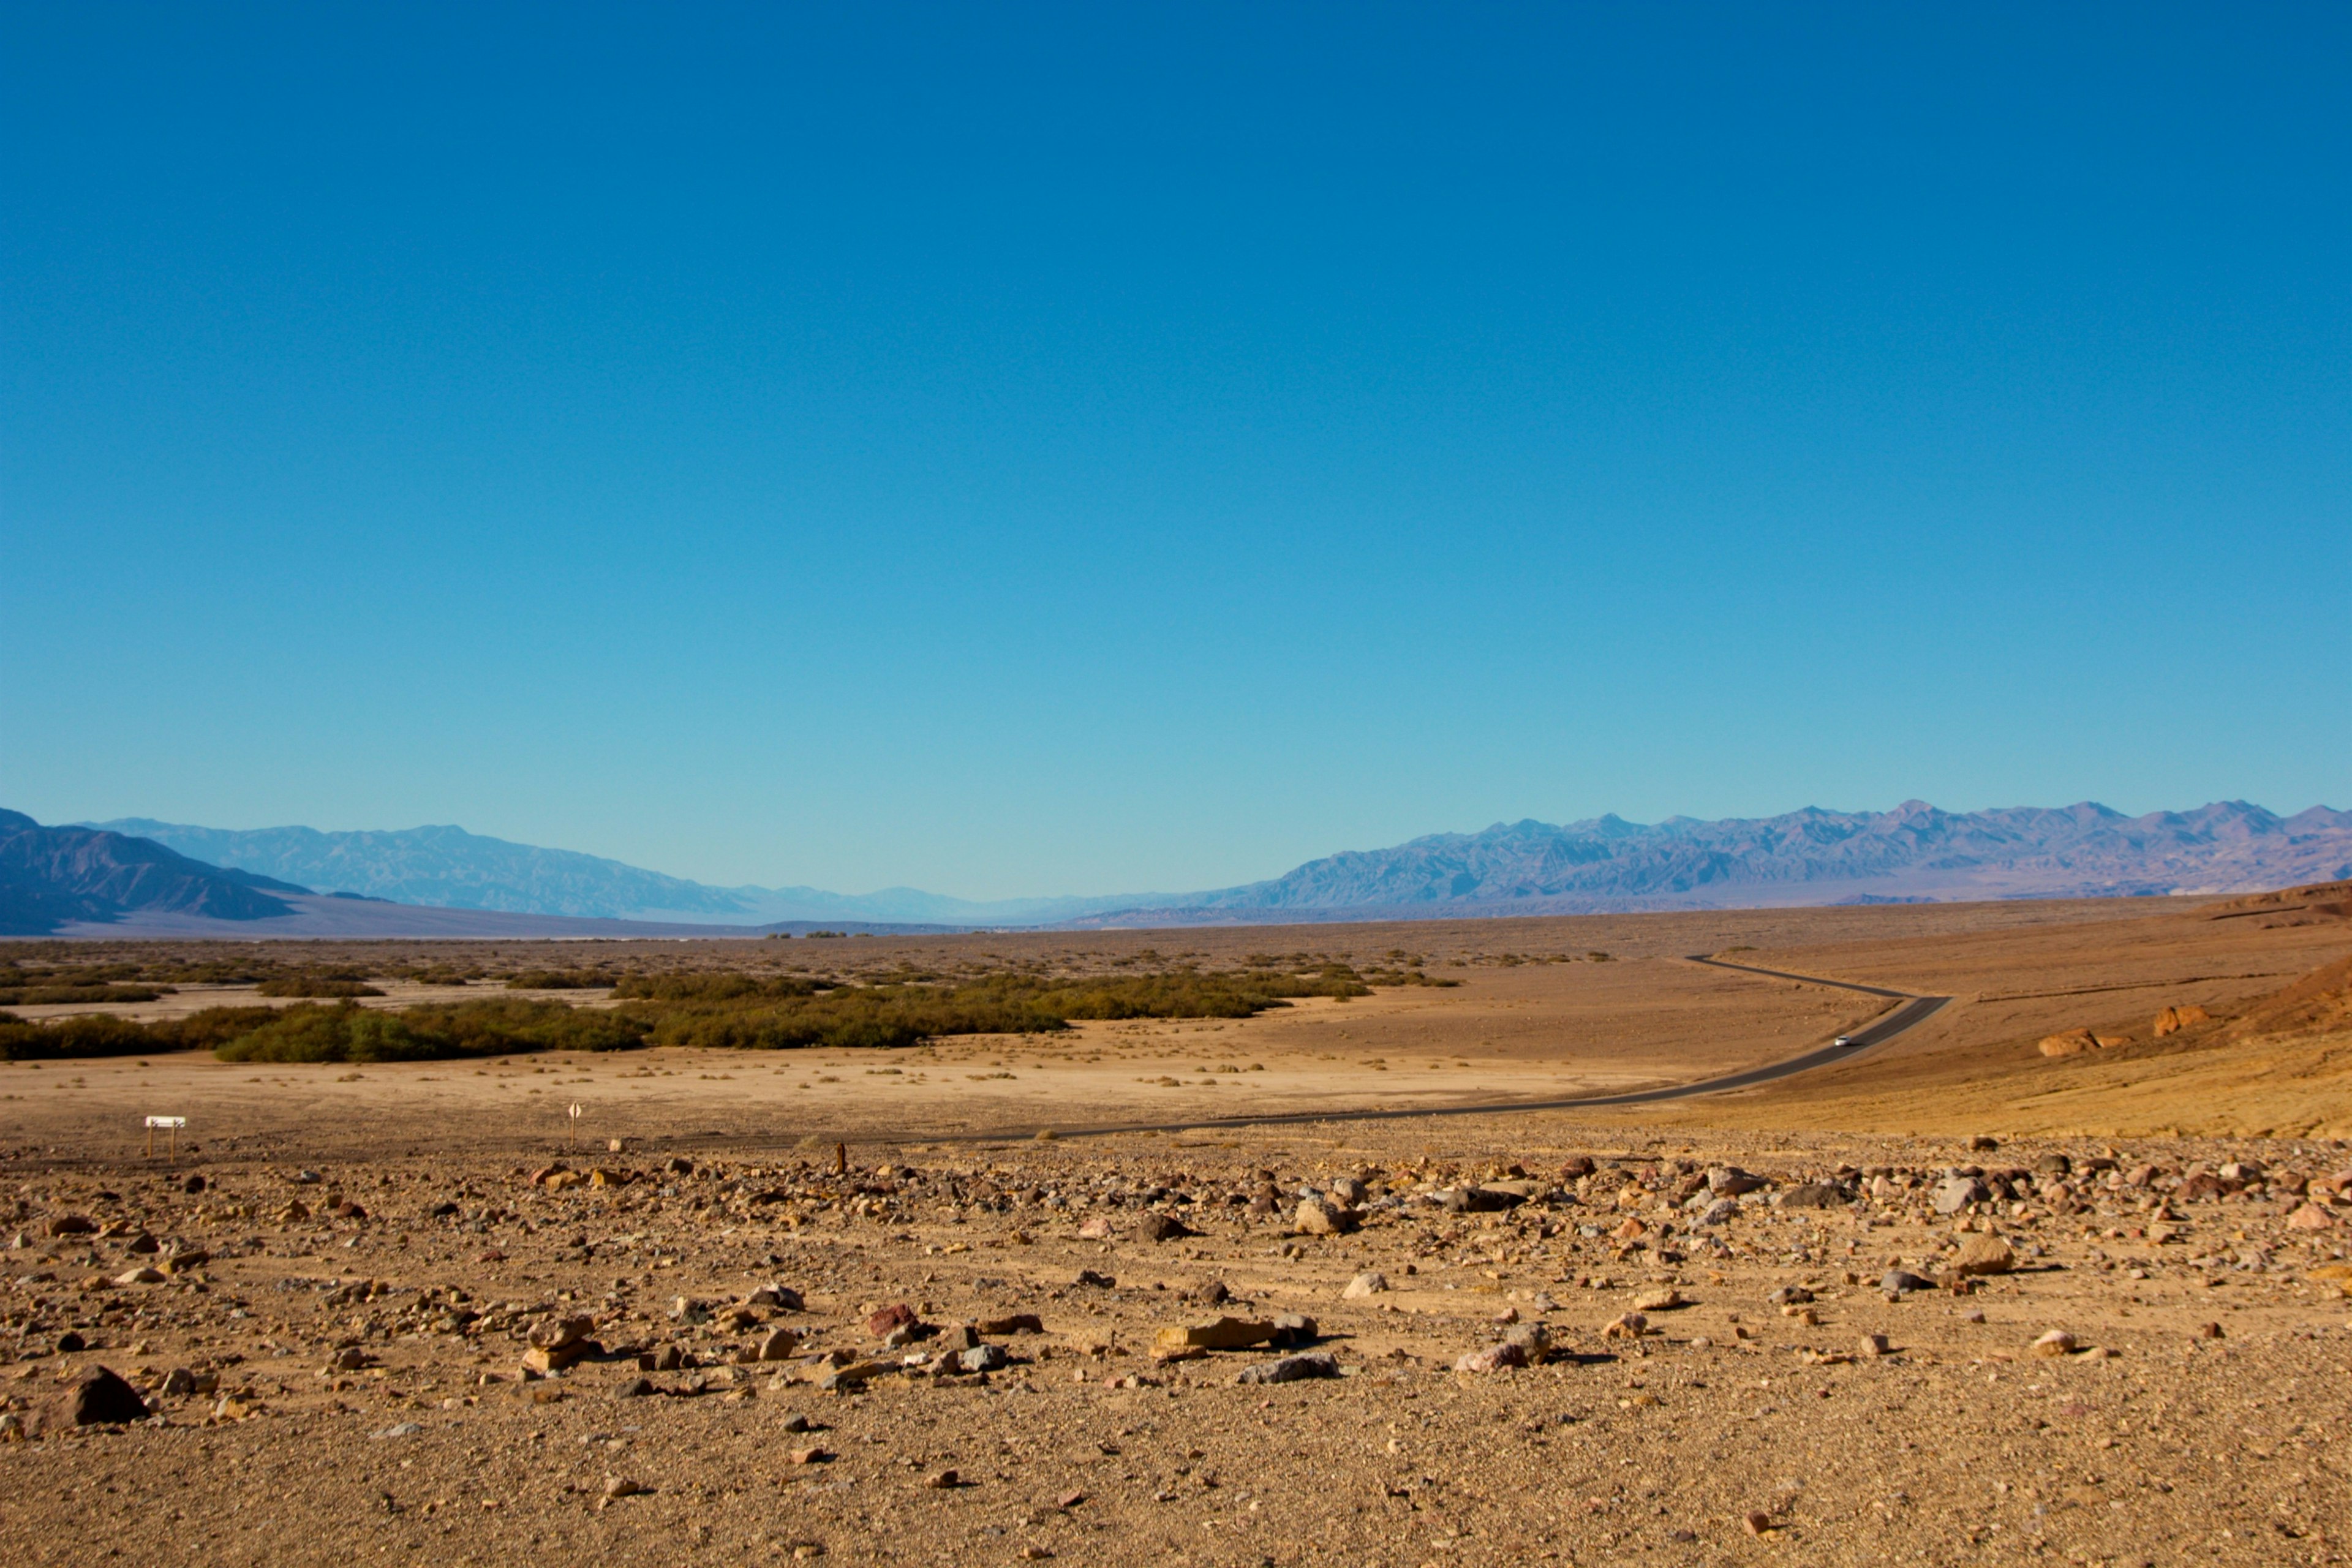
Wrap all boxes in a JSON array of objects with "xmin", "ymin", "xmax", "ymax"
[{"xmin": 2030, "ymin": 1330, "xmax": 2078, "ymax": 1359}]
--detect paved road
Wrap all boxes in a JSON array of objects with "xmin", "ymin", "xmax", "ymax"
[{"xmin": 899, "ymin": 954, "xmax": 1954, "ymax": 1145}]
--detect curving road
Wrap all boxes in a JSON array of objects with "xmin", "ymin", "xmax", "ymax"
[{"xmin": 899, "ymin": 955, "xmax": 1954, "ymax": 1144}]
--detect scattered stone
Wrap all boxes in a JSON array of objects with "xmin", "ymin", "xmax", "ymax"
[
  {"xmin": 1073, "ymin": 1270, "xmax": 1116, "ymax": 1289},
  {"xmin": 2287, "ymin": 1203, "xmax": 2336, "ymax": 1231},
  {"xmin": 1859, "ymin": 1333, "xmax": 1892, "ymax": 1358},
  {"xmin": 1235, "ymin": 1351, "xmax": 1340, "ymax": 1384},
  {"xmin": 1932, "ymin": 1177, "xmax": 1989, "ymax": 1215},
  {"xmin": 867, "ymin": 1303, "xmax": 918, "ymax": 1338},
  {"xmin": 1136, "ymin": 1213, "xmax": 1192, "ymax": 1243},
  {"xmin": 1293, "ymin": 1199, "xmax": 1357, "ymax": 1235},
  {"xmin": 111, "ymin": 1266, "xmax": 165, "ymax": 1287},
  {"xmin": 978, "ymin": 1313, "xmax": 1045, "ymax": 1336},
  {"xmin": 1743, "ymin": 1510, "xmax": 1773, "ymax": 1536},
  {"xmin": 748, "ymin": 1284, "xmax": 805, "ymax": 1311},
  {"xmin": 1766, "ymin": 1284, "xmax": 1814, "ymax": 1305},
  {"xmin": 1950, "ymin": 1234, "xmax": 2016, "ymax": 1278},
  {"xmin": 1453, "ymin": 1343, "xmax": 1528, "ymax": 1373},
  {"xmin": 1343, "ymin": 1272, "xmax": 1389, "ymax": 1299},
  {"xmin": 2152, "ymin": 1004, "xmax": 2211, "ymax": 1036},
  {"xmin": 1268, "ymin": 1313, "xmax": 1319, "ymax": 1348},
  {"xmin": 1602, "ymin": 1312, "xmax": 1648, "ymax": 1340},
  {"xmin": 924, "ymin": 1469, "xmax": 960, "ymax": 1489},
  {"xmin": 757, "ymin": 1327, "xmax": 802, "ymax": 1362},
  {"xmin": 957, "ymin": 1344, "xmax": 1009, "ymax": 1373},
  {"xmin": 2196, "ymin": 1322, "xmax": 2223, "ymax": 1340},
  {"xmin": 1708, "ymin": 1167, "xmax": 1766, "ymax": 1196},
  {"xmin": 1076, "ymin": 1216, "xmax": 1114, "ymax": 1240},
  {"xmin": 788, "ymin": 1446, "xmax": 832, "ymax": 1465},
  {"xmin": 1780, "ymin": 1182, "xmax": 1849, "ymax": 1208},
  {"xmin": 1633, "ymin": 1287, "xmax": 1684, "ymax": 1311},
  {"xmin": 371, "ymin": 1422, "xmax": 424, "ymax": 1439},
  {"xmin": 614, "ymin": 1378, "xmax": 655, "ymax": 1398},
  {"xmin": 603, "ymin": 1477, "xmax": 646, "ymax": 1499},
  {"xmin": 2030, "ymin": 1330, "xmax": 2078, "ymax": 1359},
  {"xmin": 1880, "ymin": 1270, "xmax": 1937, "ymax": 1296},
  {"xmin": 1156, "ymin": 1317, "xmax": 1273, "ymax": 1352}
]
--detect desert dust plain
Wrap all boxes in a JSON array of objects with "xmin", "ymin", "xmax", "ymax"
[{"xmin": 1, "ymin": 882, "xmax": 2350, "ymax": 1567}]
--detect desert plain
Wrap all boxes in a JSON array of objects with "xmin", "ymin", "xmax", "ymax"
[{"xmin": 1, "ymin": 883, "xmax": 2349, "ymax": 1567}]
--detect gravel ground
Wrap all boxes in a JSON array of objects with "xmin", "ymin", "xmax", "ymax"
[{"xmin": 2, "ymin": 1120, "xmax": 2347, "ymax": 1567}]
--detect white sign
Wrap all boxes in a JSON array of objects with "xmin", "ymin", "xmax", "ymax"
[{"xmin": 145, "ymin": 1116, "xmax": 186, "ymax": 1129}]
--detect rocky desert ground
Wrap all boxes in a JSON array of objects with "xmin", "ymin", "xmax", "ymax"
[{"xmin": 2, "ymin": 884, "xmax": 2348, "ymax": 1567}]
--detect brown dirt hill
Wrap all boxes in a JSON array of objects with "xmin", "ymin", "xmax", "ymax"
[
  {"xmin": 1627, "ymin": 942, "xmax": 2352, "ymax": 1141},
  {"xmin": 2224, "ymin": 951, "xmax": 2352, "ymax": 1042}
]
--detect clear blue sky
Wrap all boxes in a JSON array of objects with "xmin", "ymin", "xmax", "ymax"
[{"xmin": 3, "ymin": 4, "xmax": 2345, "ymax": 898}]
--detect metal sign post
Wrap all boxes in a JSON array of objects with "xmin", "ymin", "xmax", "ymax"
[
  {"xmin": 145, "ymin": 1115, "xmax": 186, "ymax": 1160},
  {"xmin": 567, "ymin": 1102, "xmax": 582, "ymax": 1150}
]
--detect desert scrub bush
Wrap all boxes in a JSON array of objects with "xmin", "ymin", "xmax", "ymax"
[
  {"xmin": 214, "ymin": 999, "xmax": 648, "ymax": 1061},
  {"xmin": 614, "ymin": 963, "xmax": 1380, "ymax": 1050},
  {"xmin": 0, "ymin": 1005, "xmax": 283, "ymax": 1059},
  {"xmin": 255, "ymin": 975, "xmax": 383, "ymax": 998},
  {"xmin": 609, "ymin": 974, "xmax": 833, "ymax": 1003},
  {"xmin": 0, "ymin": 1011, "xmax": 158, "ymax": 1060},
  {"xmin": 502, "ymin": 969, "xmax": 616, "ymax": 990},
  {"xmin": 0, "ymin": 984, "xmax": 168, "ymax": 1006}
]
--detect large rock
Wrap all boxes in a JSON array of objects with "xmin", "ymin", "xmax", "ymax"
[
  {"xmin": 1932, "ymin": 1177, "xmax": 1989, "ymax": 1215},
  {"xmin": 1136, "ymin": 1212, "xmax": 1192, "ymax": 1243},
  {"xmin": 1155, "ymin": 1317, "xmax": 1273, "ymax": 1352},
  {"xmin": 2153, "ymin": 1005, "xmax": 2211, "ymax": 1037},
  {"xmin": 1780, "ymin": 1182, "xmax": 1850, "ymax": 1209},
  {"xmin": 1707, "ymin": 1167, "xmax": 1766, "ymax": 1196},
  {"xmin": 1453, "ymin": 1343, "xmax": 1528, "ymax": 1373},
  {"xmin": 51, "ymin": 1368, "xmax": 149, "ymax": 1427},
  {"xmin": 1950, "ymin": 1233, "xmax": 2016, "ymax": 1277},
  {"xmin": 2038, "ymin": 1029, "xmax": 2097, "ymax": 1058},
  {"xmin": 1293, "ymin": 1199, "xmax": 1359, "ymax": 1235},
  {"xmin": 1234, "ymin": 1352, "xmax": 1339, "ymax": 1384},
  {"xmin": 1341, "ymin": 1271, "xmax": 1389, "ymax": 1299}
]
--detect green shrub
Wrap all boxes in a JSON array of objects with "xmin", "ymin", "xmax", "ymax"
[
  {"xmin": 0, "ymin": 985, "xmax": 166, "ymax": 1006},
  {"xmin": 212, "ymin": 998, "xmax": 647, "ymax": 1061},
  {"xmin": 611, "ymin": 963, "xmax": 1378, "ymax": 1051},
  {"xmin": 502, "ymin": 970, "xmax": 615, "ymax": 991},
  {"xmin": 0, "ymin": 1011, "xmax": 157, "ymax": 1060},
  {"xmin": 213, "ymin": 1003, "xmax": 439, "ymax": 1062},
  {"xmin": 609, "ymin": 973, "xmax": 831, "ymax": 1003},
  {"xmin": 255, "ymin": 977, "xmax": 383, "ymax": 998}
]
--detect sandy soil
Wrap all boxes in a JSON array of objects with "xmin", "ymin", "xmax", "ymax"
[{"xmin": 1, "ymin": 892, "xmax": 2348, "ymax": 1566}]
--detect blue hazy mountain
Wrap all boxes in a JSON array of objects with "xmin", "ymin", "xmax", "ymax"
[{"xmin": 86, "ymin": 799, "xmax": 2352, "ymax": 932}]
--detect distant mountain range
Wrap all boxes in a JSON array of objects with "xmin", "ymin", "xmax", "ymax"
[
  {"xmin": 86, "ymin": 819, "xmax": 1158, "ymax": 927},
  {"xmin": 1, "ymin": 810, "xmax": 306, "ymax": 935},
  {"xmin": 1085, "ymin": 800, "xmax": 2352, "ymax": 925},
  {"xmin": 6, "ymin": 798, "xmax": 2342, "ymax": 938}
]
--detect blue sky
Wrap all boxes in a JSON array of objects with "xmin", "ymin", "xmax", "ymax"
[{"xmin": 3, "ymin": 3, "xmax": 2345, "ymax": 898}]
